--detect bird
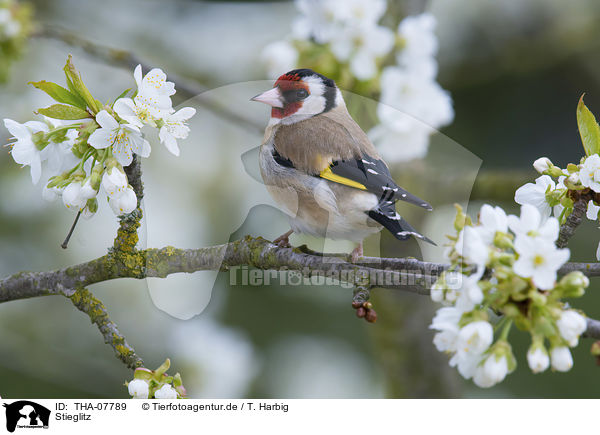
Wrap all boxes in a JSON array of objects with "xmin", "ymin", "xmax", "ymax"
[{"xmin": 251, "ymin": 68, "xmax": 434, "ymax": 261}]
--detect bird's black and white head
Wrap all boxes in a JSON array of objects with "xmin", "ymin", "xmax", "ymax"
[{"xmin": 251, "ymin": 69, "xmax": 342, "ymax": 125}]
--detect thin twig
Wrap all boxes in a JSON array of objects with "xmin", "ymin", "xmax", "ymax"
[{"xmin": 61, "ymin": 210, "xmax": 81, "ymax": 249}]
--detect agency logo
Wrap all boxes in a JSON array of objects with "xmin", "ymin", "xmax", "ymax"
[{"xmin": 2, "ymin": 401, "xmax": 50, "ymax": 433}]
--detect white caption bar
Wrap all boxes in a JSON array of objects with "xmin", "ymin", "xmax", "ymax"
[{"xmin": 0, "ymin": 399, "xmax": 597, "ymax": 434}]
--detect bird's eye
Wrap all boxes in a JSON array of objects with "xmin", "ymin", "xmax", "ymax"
[{"xmin": 296, "ymin": 89, "xmax": 309, "ymax": 99}]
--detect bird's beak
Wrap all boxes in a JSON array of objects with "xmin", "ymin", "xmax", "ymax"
[{"xmin": 251, "ymin": 87, "xmax": 284, "ymax": 108}]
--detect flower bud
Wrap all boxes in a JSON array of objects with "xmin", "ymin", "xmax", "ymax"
[
  {"xmin": 527, "ymin": 342, "xmax": 550, "ymax": 373},
  {"xmin": 533, "ymin": 157, "xmax": 552, "ymax": 174},
  {"xmin": 109, "ymin": 186, "xmax": 137, "ymax": 215},
  {"xmin": 591, "ymin": 341, "xmax": 600, "ymax": 357},
  {"xmin": 90, "ymin": 164, "xmax": 103, "ymax": 191},
  {"xmin": 127, "ymin": 379, "xmax": 149, "ymax": 399},
  {"xmin": 566, "ymin": 163, "xmax": 579, "ymax": 173},
  {"xmin": 556, "ymin": 309, "xmax": 586, "ymax": 347},
  {"xmin": 473, "ymin": 353, "xmax": 509, "ymax": 388},
  {"xmin": 565, "ymin": 172, "xmax": 581, "ymax": 189},
  {"xmin": 558, "ymin": 271, "xmax": 588, "ymax": 298},
  {"xmin": 559, "ymin": 195, "xmax": 574, "ymax": 210},
  {"xmin": 365, "ymin": 309, "xmax": 377, "ymax": 323},
  {"xmin": 79, "ymin": 178, "xmax": 98, "ymax": 200},
  {"xmin": 550, "ymin": 346, "xmax": 573, "ymax": 372},
  {"xmin": 154, "ymin": 383, "xmax": 178, "ymax": 399},
  {"xmin": 102, "ymin": 166, "xmax": 128, "ymax": 198},
  {"xmin": 62, "ymin": 182, "xmax": 86, "ymax": 211},
  {"xmin": 493, "ymin": 232, "xmax": 513, "ymax": 250},
  {"xmin": 42, "ymin": 186, "xmax": 61, "ymax": 202}
]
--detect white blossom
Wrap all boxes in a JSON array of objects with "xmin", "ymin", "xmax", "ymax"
[
  {"xmin": 61, "ymin": 180, "xmax": 97, "ymax": 212},
  {"xmin": 429, "ymin": 306, "xmax": 462, "ymax": 353},
  {"xmin": 579, "ymin": 154, "xmax": 600, "ymax": 192},
  {"xmin": 431, "ymin": 271, "xmax": 462, "ymax": 304},
  {"xmin": 455, "ymin": 226, "xmax": 489, "ymax": 269},
  {"xmin": 550, "ymin": 346, "xmax": 573, "ymax": 372},
  {"xmin": 456, "ymin": 321, "xmax": 494, "ymax": 356},
  {"xmin": 102, "ymin": 167, "xmax": 128, "ymax": 198},
  {"xmin": 79, "ymin": 179, "xmax": 98, "ymax": 200},
  {"xmin": 527, "ymin": 346, "xmax": 550, "ymax": 373},
  {"xmin": 473, "ymin": 354, "xmax": 509, "ymax": 388},
  {"xmin": 62, "ymin": 182, "xmax": 87, "ymax": 211},
  {"xmin": 42, "ymin": 185, "xmax": 62, "ymax": 202},
  {"xmin": 154, "ymin": 384, "xmax": 178, "ymax": 399},
  {"xmin": 396, "ymin": 13, "xmax": 438, "ymax": 79},
  {"xmin": 587, "ymin": 200, "xmax": 600, "ymax": 221},
  {"xmin": 514, "ymin": 175, "xmax": 555, "ymax": 219},
  {"xmin": 533, "ymin": 157, "xmax": 552, "ymax": 174},
  {"xmin": 114, "ymin": 65, "xmax": 175, "ymax": 128},
  {"xmin": 88, "ymin": 110, "xmax": 151, "ymax": 166},
  {"xmin": 342, "ymin": 0, "xmax": 387, "ymax": 26},
  {"xmin": 4, "ymin": 119, "xmax": 49, "ymax": 184},
  {"xmin": 556, "ymin": 310, "xmax": 587, "ymax": 347},
  {"xmin": 454, "ymin": 270, "xmax": 485, "ymax": 313},
  {"xmin": 369, "ymin": 67, "xmax": 453, "ymax": 161},
  {"xmin": 108, "ymin": 186, "xmax": 137, "ymax": 216},
  {"xmin": 158, "ymin": 107, "xmax": 196, "ymax": 157},
  {"xmin": 478, "ymin": 204, "xmax": 508, "ymax": 244},
  {"xmin": 508, "ymin": 204, "xmax": 559, "ymax": 243},
  {"xmin": 329, "ymin": 24, "xmax": 394, "ymax": 80},
  {"xmin": 260, "ymin": 40, "xmax": 299, "ymax": 79},
  {"xmin": 128, "ymin": 379, "xmax": 149, "ymax": 399},
  {"xmin": 134, "ymin": 65, "xmax": 175, "ymax": 101},
  {"xmin": 513, "ymin": 237, "xmax": 569, "ymax": 290},
  {"xmin": 39, "ymin": 118, "xmax": 80, "ymax": 176},
  {"xmin": 377, "ymin": 66, "xmax": 454, "ymax": 132},
  {"xmin": 450, "ymin": 321, "xmax": 493, "ymax": 379},
  {"xmin": 292, "ymin": 0, "xmax": 346, "ymax": 43},
  {"xmin": 0, "ymin": 7, "xmax": 20, "ymax": 39}
]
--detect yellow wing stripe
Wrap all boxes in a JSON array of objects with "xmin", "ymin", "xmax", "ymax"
[{"xmin": 319, "ymin": 166, "xmax": 367, "ymax": 190}]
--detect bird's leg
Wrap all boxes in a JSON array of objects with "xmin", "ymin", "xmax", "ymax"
[
  {"xmin": 349, "ymin": 242, "xmax": 363, "ymax": 263},
  {"xmin": 273, "ymin": 229, "xmax": 293, "ymax": 247}
]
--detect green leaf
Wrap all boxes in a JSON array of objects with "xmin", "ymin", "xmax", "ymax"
[
  {"xmin": 29, "ymin": 80, "xmax": 88, "ymax": 110},
  {"xmin": 63, "ymin": 55, "xmax": 100, "ymax": 114},
  {"xmin": 37, "ymin": 104, "xmax": 91, "ymax": 120},
  {"xmin": 114, "ymin": 88, "xmax": 131, "ymax": 103},
  {"xmin": 576, "ymin": 94, "xmax": 600, "ymax": 156}
]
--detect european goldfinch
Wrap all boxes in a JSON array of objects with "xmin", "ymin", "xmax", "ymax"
[{"xmin": 252, "ymin": 69, "xmax": 434, "ymax": 259}]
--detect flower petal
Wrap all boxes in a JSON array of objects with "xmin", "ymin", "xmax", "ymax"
[
  {"xmin": 88, "ymin": 128, "xmax": 113, "ymax": 149},
  {"xmin": 95, "ymin": 110, "xmax": 119, "ymax": 130},
  {"xmin": 159, "ymin": 127, "xmax": 180, "ymax": 156}
]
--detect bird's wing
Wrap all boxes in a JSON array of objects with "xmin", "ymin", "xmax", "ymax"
[
  {"xmin": 272, "ymin": 105, "xmax": 432, "ymax": 210},
  {"xmin": 273, "ymin": 105, "xmax": 376, "ymax": 174},
  {"xmin": 319, "ymin": 156, "xmax": 433, "ymax": 211}
]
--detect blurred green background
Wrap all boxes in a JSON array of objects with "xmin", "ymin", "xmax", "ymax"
[{"xmin": 1, "ymin": 0, "xmax": 600, "ymax": 399}]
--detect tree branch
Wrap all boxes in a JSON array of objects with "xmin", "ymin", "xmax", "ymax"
[
  {"xmin": 2, "ymin": 235, "xmax": 600, "ymax": 337},
  {"xmin": 66, "ymin": 287, "xmax": 143, "ymax": 368},
  {"xmin": 557, "ymin": 198, "xmax": 587, "ymax": 248}
]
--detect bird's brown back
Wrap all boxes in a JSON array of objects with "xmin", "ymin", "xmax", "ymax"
[{"xmin": 273, "ymin": 104, "xmax": 381, "ymax": 174}]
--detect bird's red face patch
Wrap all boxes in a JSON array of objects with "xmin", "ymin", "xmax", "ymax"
[{"xmin": 271, "ymin": 74, "xmax": 310, "ymax": 119}]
